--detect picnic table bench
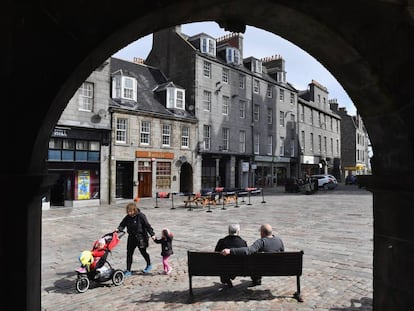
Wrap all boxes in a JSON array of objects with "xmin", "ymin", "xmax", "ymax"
[{"xmin": 187, "ymin": 250, "xmax": 304, "ymax": 302}]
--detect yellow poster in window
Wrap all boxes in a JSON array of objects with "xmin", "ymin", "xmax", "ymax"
[{"xmin": 78, "ymin": 170, "xmax": 90, "ymax": 200}]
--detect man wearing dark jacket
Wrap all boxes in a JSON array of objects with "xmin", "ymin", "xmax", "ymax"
[
  {"xmin": 214, "ymin": 224, "xmax": 247, "ymax": 287},
  {"xmin": 221, "ymin": 223, "xmax": 284, "ymax": 286}
]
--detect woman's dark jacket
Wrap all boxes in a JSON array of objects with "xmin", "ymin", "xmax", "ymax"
[{"xmin": 117, "ymin": 212, "xmax": 155, "ymax": 245}]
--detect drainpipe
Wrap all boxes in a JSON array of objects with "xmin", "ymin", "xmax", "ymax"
[{"xmin": 108, "ymin": 107, "xmax": 113, "ymax": 204}]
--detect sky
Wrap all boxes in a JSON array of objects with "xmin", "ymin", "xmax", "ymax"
[{"xmin": 113, "ymin": 22, "xmax": 356, "ymax": 115}]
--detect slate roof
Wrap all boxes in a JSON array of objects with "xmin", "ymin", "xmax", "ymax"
[{"xmin": 110, "ymin": 57, "xmax": 195, "ymax": 120}]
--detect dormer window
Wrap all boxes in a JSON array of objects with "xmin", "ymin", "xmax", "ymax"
[
  {"xmin": 200, "ymin": 36, "xmax": 216, "ymax": 56},
  {"xmin": 226, "ymin": 47, "xmax": 240, "ymax": 65},
  {"xmin": 112, "ymin": 74, "xmax": 137, "ymax": 101},
  {"xmin": 252, "ymin": 59, "xmax": 262, "ymax": 74},
  {"xmin": 167, "ymin": 87, "xmax": 185, "ymax": 110}
]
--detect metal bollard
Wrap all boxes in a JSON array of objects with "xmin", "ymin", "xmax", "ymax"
[
  {"xmin": 234, "ymin": 194, "xmax": 239, "ymax": 208},
  {"xmin": 206, "ymin": 193, "xmax": 213, "ymax": 213},
  {"xmin": 154, "ymin": 192, "xmax": 159, "ymax": 208},
  {"xmin": 247, "ymin": 190, "xmax": 252, "ymax": 205},
  {"xmin": 221, "ymin": 192, "xmax": 226, "ymax": 210},
  {"xmin": 170, "ymin": 192, "xmax": 176, "ymax": 210},
  {"xmin": 261, "ymin": 188, "xmax": 266, "ymax": 204}
]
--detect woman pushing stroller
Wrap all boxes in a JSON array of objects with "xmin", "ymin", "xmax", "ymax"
[{"xmin": 116, "ymin": 202, "xmax": 156, "ymax": 277}]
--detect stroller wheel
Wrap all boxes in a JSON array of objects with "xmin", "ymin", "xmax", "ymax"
[
  {"xmin": 76, "ymin": 276, "xmax": 90, "ymax": 293},
  {"xmin": 112, "ymin": 269, "xmax": 124, "ymax": 286}
]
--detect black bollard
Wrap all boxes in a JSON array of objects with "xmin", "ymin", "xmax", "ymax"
[
  {"xmin": 247, "ymin": 190, "xmax": 252, "ymax": 205},
  {"xmin": 261, "ymin": 188, "xmax": 266, "ymax": 204},
  {"xmin": 221, "ymin": 192, "xmax": 226, "ymax": 210},
  {"xmin": 188, "ymin": 193, "xmax": 193, "ymax": 212},
  {"xmin": 206, "ymin": 193, "xmax": 212, "ymax": 213},
  {"xmin": 154, "ymin": 192, "xmax": 159, "ymax": 208},
  {"xmin": 234, "ymin": 194, "xmax": 239, "ymax": 208},
  {"xmin": 170, "ymin": 192, "xmax": 176, "ymax": 210}
]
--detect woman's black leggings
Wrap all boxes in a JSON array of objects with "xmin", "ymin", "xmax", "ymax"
[{"xmin": 126, "ymin": 235, "xmax": 151, "ymax": 271}]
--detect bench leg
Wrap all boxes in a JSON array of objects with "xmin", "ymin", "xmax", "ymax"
[
  {"xmin": 294, "ymin": 276, "xmax": 303, "ymax": 302},
  {"xmin": 189, "ymin": 275, "xmax": 193, "ymax": 297}
]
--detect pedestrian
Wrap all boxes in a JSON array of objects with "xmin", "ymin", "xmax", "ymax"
[
  {"xmin": 214, "ymin": 223, "xmax": 247, "ymax": 287},
  {"xmin": 116, "ymin": 202, "xmax": 155, "ymax": 276},
  {"xmin": 221, "ymin": 223, "xmax": 284, "ymax": 286},
  {"xmin": 153, "ymin": 228, "xmax": 174, "ymax": 274}
]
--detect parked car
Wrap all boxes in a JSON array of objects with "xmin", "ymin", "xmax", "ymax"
[
  {"xmin": 345, "ymin": 174, "xmax": 358, "ymax": 185},
  {"xmin": 311, "ymin": 174, "xmax": 338, "ymax": 190}
]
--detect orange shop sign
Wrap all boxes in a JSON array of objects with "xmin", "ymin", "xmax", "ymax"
[{"xmin": 135, "ymin": 151, "xmax": 174, "ymax": 159}]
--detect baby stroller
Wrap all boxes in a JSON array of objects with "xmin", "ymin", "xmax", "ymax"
[{"xmin": 75, "ymin": 231, "xmax": 125, "ymax": 293}]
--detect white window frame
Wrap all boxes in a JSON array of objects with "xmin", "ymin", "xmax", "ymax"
[
  {"xmin": 116, "ymin": 118, "xmax": 128, "ymax": 144},
  {"xmin": 239, "ymin": 130, "xmax": 246, "ymax": 153},
  {"xmin": 78, "ymin": 82, "xmax": 93, "ymax": 112},
  {"xmin": 279, "ymin": 89, "xmax": 284, "ymax": 101},
  {"xmin": 140, "ymin": 121, "xmax": 151, "ymax": 145},
  {"xmin": 266, "ymin": 84, "xmax": 273, "ymax": 98},
  {"xmin": 222, "ymin": 68, "xmax": 229, "ymax": 83},
  {"xmin": 239, "ymin": 74, "xmax": 245, "ymax": 89},
  {"xmin": 239, "ymin": 100, "xmax": 246, "ymax": 118},
  {"xmin": 222, "ymin": 128, "xmax": 230, "ymax": 151},
  {"xmin": 203, "ymin": 90, "xmax": 211, "ymax": 111},
  {"xmin": 226, "ymin": 47, "xmax": 240, "ymax": 64},
  {"xmin": 253, "ymin": 104, "xmax": 260, "ymax": 121},
  {"xmin": 290, "ymin": 139, "xmax": 295, "ymax": 157},
  {"xmin": 267, "ymin": 135, "xmax": 273, "ymax": 155},
  {"xmin": 166, "ymin": 87, "xmax": 185, "ymax": 109},
  {"xmin": 301, "ymin": 130, "xmax": 305, "ymax": 153},
  {"xmin": 162, "ymin": 124, "xmax": 171, "ymax": 147},
  {"xmin": 252, "ymin": 59, "xmax": 262, "ymax": 73},
  {"xmin": 267, "ymin": 108, "xmax": 273, "ymax": 124},
  {"xmin": 254, "ymin": 134, "xmax": 260, "ymax": 154},
  {"xmin": 201, "ymin": 37, "xmax": 216, "ymax": 56},
  {"xmin": 280, "ymin": 111, "xmax": 285, "ymax": 127},
  {"xmin": 112, "ymin": 75, "xmax": 137, "ymax": 101},
  {"xmin": 310, "ymin": 133, "xmax": 314, "ymax": 152},
  {"xmin": 203, "ymin": 125, "xmax": 211, "ymax": 150},
  {"xmin": 181, "ymin": 126, "xmax": 190, "ymax": 148},
  {"xmin": 279, "ymin": 136, "xmax": 285, "ymax": 156},
  {"xmin": 222, "ymin": 96, "xmax": 230, "ymax": 115},
  {"xmin": 203, "ymin": 61, "xmax": 211, "ymax": 78},
  {"xmin": 253, "ymin": 79, "xmax": 260, "ymax": 94}
]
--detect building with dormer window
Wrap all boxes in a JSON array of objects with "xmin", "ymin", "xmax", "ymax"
[
  {"xmin": 109, "ymin": 57, "xmax": 198, "ymax": 202},
  {"xmin": 146, "ymin": 26, "xmax": 300, "ymax": 189}
]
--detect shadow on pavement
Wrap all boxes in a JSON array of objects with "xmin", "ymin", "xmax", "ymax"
[
  {"xmin": 330, "ymin": 297, "xmax": 372, "ymax": 310},
  {"xmin": 138, "ymin": 280, "xmax": 297, "ymax": 304}
]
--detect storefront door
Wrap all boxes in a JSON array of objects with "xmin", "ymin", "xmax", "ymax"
[{"xmin": 138, "ymin": 172, "xmax": 152, "ymax": 197}]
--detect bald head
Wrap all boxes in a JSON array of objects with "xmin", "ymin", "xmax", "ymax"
[{"xmin": 260, "ymin": 224, "xmax": 273, "ymax": 237}]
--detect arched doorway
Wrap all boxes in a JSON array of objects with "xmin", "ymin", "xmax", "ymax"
[
  {"xmin": 4, "ymin": 2, "xmax": 414, "ymax": 310},
  {"xmin": 179, "ymin": 162, "xmax": 193, "ymax": 193}
]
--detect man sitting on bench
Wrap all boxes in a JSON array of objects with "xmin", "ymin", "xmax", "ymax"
[
  {"xmin": 220, "ymin": 223, "xmax": 284, "ymax": 286},
  {"xmin": 214, "ymin": 224, "xmax": 247, "ymax": 288}
]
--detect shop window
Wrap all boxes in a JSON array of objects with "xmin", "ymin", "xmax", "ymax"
[{"xmin": 156, "ymin": 162, "xmax": 171, "ymax": 189}]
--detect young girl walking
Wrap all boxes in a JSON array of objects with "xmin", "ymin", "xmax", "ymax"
[{"xmin": 153, "ymin": 228, "xmax": 174, "ymax": 274}]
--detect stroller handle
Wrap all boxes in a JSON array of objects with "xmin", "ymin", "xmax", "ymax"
[{"xmin": 117, "ymin": 230, "xmax": 126, "ymax": 239}]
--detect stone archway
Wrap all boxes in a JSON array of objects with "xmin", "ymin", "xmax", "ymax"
[
  {"xmin": 179, "ymin": 162, "xmax": 194, "ymax": 194},
  {"xmin": 3, "ymin": 1, "xmax": 414, "ymax": 310}
]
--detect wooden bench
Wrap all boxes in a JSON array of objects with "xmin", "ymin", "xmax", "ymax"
[
  {"xmin": 223, "ymin": 191, "xmax": 238, "ymax": 204},
  {"xmin": 187, "ymin": 250, "xmax": 304, "ymax": 302}
]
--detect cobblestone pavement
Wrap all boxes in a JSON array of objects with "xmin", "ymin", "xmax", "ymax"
[{"xmin": 42, "ymin": 184, "xmax": 373, "ymax": 310}]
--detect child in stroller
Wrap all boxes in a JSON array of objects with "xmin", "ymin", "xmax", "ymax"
[{"xmin": 75, "ymin": 231, "xmax": 125, "ymax": 293}]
